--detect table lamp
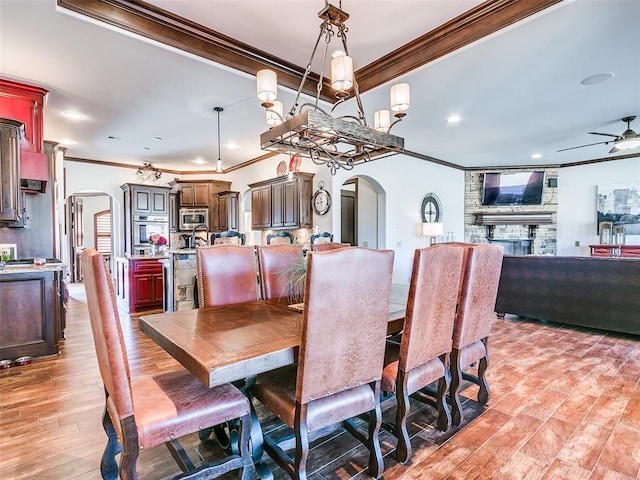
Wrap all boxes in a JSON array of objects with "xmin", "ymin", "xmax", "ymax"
[{"xmin": 423, "ymin": 222, "xmax": 444, "ymax": 246}]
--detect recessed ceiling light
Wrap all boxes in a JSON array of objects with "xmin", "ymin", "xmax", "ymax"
[
  {"xmin": 226, "ymin": 142, "xmax": 238, "ymax": 150},
  {"xmin": 531, "ymin": 153, "xmax": 543, "ymax": 159},
  {"xmin": 107, "ymin": 135, "xmax": 121, "ymax": 141},
  {"xmin": 193, "ymin": 158, "xmax": 206, "ymax": 165},
  {"xmin": 580, "ymin": 72, "xmax": 614, "ymax": 85},
  {"xmin": 141, "ymin": 146, "xmax": 150, "ymax": 151},
  {"xmin": 153, "ymin": 136, "xmax": 162, "ymax": 141},
  {"xmin": 446, "ymin": 115, "xmax": 461, "ymax": 124},
  {"xmin": 62, "ymin": 111, "xmax": 85, "ymax": 121}
]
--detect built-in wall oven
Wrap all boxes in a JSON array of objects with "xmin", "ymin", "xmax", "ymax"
[
  {"xmin": 133, "ymin": 215, "xmax": 169, "ymax": 252},
  {"xmin": 179, "ymin": 208, "xmax": 208, "ymax": 231}
]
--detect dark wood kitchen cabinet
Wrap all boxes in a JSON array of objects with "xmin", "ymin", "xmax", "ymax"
[
  {"xmin": 115, "ymin": 257, "xmax": 164, "ymax": 313},
  {"xmin": 170, "ymin": 179, "xmax": 231, "ymax": 231},
  {"xmin": 179, "ymin": 183, "xmax": 210, "ymax": 207},
  {"xmin": 0, "ymin": 267, "xmax": 66, "ymax": 359},
  {"xmin": 0, "ymin": 118, "xmax": 23, "ymax": 223},
  {"xmin": 249, "ymin": 172, "xmax": 314, "ymax": 230},
  {"xmin": 251, "ymin": 185, "xmax": 272, "ymax": 229},
  {"xmin": 218, "ymin": 191, "xmax": 239, "ymax": 231}
]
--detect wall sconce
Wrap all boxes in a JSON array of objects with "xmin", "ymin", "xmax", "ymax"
[{"xmin": 422, "ymin": 222, "xmax": 444, "ymax": 246}]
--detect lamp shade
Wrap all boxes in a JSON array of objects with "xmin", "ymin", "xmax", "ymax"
[
  {"xmin": 331, "ymin": 52, "xmax": 353, "ymax": 91},
  {"xmin": 257, "ymin": 69, "xmax": 278, "ymax": 103},
  {"xmin": 391, "ymin": 83, "xmax": 411, "ymax": 112},
  {"xmin": 266, "ymin": 100, "xmax": 284, "ymax": 126},
  {"xmin": 373, "ymin": 110, "xmax": 391, "ymax": 132},
  {"xmin": 422, "ymin": 222, "xmax": 444, "ymax": 237}
]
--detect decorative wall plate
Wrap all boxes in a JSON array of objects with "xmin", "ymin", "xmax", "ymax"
[{"xmin": 276, "ymin": 160, "xmax": 288, "ymax": 177}]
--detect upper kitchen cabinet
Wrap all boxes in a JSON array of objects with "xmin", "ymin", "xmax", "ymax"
[
  {"xmin": 249, "ymin": 172, "xmax": 314, "ymax": 230},
  {"xmin": 218, "ymin": 191, "xmax": 239, "ymax": 231},
  {"xmin": 0, "ymin": 79, "xmax": 48, "ymax": 192},
  {"xmin": 0, "ymin": 119, "xmax": 23, "ymax": 223},
  {"xmin": 122, "ymin": 183, "xmax": 170, "ymax": 217},
  {"xmin": 170, "ymin": 179, "xmax": 231, "ymax": 232},
  {"xmin": 179, "ymin": 183, "xmax": 210, "ymax": 207}
]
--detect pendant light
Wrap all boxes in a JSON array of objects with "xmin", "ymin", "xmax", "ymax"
[{"xmin": 214, "ymin": 106, "xmax": 224, "ymax": 173}]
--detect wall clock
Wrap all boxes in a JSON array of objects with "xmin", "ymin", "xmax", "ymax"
[
  {"xmin": 421, "ymin": 193, "xmax": 442, "ymax": 223},
  {"xmin": 312, "ymin": 182, "xmax": 331, "ymax": 215}
]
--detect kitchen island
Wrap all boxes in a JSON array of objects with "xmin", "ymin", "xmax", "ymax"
[
  {"xmin": 114, "ymin": 254, "xmax": 168, "ymax": 313},
  {"xmin": 165, "ymin": 249, "xmax": 198, "ymax": 311},
  {"xmin": 0, "ymin": 260, "xmax": 66, "ymax": 359}
]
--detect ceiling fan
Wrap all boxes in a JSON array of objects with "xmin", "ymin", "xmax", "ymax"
[{"xmin": 558, "ymin": 115, "xmax": 640, "ymax": 153}]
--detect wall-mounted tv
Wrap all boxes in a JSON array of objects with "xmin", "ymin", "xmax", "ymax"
[{"xmin": 482, "ymin": 171, "xmax": 545, "ymax": 206}]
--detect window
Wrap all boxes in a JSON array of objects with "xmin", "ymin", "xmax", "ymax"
[{"xmin": 94, "ymin": 209, "xmax": 111, "ymax": 255}]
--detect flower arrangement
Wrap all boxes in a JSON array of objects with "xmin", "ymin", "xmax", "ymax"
[{"xmin": 149, "ymin": 234, "xmax": 167, "ymax": 246}]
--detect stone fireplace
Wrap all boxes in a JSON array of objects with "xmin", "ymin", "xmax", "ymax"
[{"xmin": 464, "ymin": 169, "xmax": 558, "ymax": 255}]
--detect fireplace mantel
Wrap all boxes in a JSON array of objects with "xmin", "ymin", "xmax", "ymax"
[{"xmin": 474, "ymin": 212, "xmax": 554, "ymax": 226}]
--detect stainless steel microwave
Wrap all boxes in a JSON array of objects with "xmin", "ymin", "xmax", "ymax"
[{"xmin": 179, "ymin": 208, "xmax": 208, "ymax": 231}]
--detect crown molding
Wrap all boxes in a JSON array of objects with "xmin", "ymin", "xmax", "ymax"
[
  {"xmin": 58, "ymin": 0, "xmax": 560, "ymax": 99},
  {"xmin": 355, "ymin": 0, "xmax": 561, "ymax": 91}
]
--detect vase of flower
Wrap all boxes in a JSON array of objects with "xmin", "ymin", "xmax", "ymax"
[{"xmin": 148, "ymin": 234, "xmax": 167, "ymax": 256}]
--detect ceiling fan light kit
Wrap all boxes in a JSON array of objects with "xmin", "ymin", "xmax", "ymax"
[{"xmin": 256, "ymin": 1, "xmax": 410, "ymax": 175}]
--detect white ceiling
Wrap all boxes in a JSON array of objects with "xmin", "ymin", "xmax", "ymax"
[{"xmin": 1, "ymin": 0, "xmax": 639, "ymax": 173}]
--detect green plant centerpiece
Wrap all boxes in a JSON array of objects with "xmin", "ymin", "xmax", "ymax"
[{"xmin": 285, "ymin": 255, "xmax": 307, "ymax": 304}]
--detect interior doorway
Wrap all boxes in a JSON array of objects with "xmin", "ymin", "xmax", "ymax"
[
  {"xmin": 65, "ymin": 192, "xmax": 116, "ymax": 283},
  {"xmin": 340, "ymin": 176, "xmax": 386, "ymax": 249}
]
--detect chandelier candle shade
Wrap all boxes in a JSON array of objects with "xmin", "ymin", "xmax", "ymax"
[{"xmin": 257, "ymin": 1, "xmax": 410, "ymax": 175}]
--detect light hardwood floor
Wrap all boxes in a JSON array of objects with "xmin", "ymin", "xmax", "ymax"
[{"xmin": 0, "ymin": 284, "xmax": 639, "ymax": 480}]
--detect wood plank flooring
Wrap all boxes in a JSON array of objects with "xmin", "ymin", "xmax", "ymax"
[{"xmin": 1, "ymin": 284, "xmax": 639, "ymax": 479}]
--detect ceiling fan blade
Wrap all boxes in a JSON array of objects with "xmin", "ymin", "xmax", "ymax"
[
  {"xmin": 557, "ymin": 140, "xmax": 611, "ymax": 152},
  {"xmin": 588, "ymin": 131, "xmax": 619, "ymax": 138},
  {"xmin": 609, "ymin": 145, "xmax": 620, "ymax": 154}
]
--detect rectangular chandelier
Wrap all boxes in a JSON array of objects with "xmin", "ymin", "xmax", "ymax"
[
  {"xmin": 256, "ymin": 2, "xmax": 410, "ymax": 175},
  {"xmin": 260, "ymin": 109, "xmax": 405, "ymax": 167}
]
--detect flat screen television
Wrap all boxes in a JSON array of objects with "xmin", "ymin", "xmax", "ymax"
[{"xmin": 482, "ymin": 171, "xmax": 545, "ymax": 206}]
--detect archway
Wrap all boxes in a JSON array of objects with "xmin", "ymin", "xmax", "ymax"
[
  {"xmin": 340, "ymin": 175, "xmax": 386, "ymax": 249},
  {"xmin": 64, "ymin": 190, "xmax": 120, "ymax": 282}
]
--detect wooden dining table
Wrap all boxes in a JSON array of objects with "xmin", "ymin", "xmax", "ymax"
[
  {"xmin": 139, "ymin": 284, "xmax": 408, "ymax": 474},
  {"xmin": 138, "ymin": 284, "xmax": 408, "ymax": 389}
]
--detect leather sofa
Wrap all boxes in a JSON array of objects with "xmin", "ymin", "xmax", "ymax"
[{"xmin": 495, "ymin": 255, "xmax": 640, "ymax": 336}]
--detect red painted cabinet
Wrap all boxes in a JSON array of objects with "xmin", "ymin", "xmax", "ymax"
[
  {"xmin": 0, "ymin": 78, "xmax": 49, "ymax": 189},
  {"xmin": 115, "ymin": 257, "xmax": 164, "ymax": 313}
]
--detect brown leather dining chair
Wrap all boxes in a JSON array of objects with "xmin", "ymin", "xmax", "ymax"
[
  {"xmin": 250, "ymin": 247, "xmax": 395, "ymax": 480},
  {"xmin": 381, "ymin": 244, "xmax": 464, "ymax": 464},
  {"xmin": 256, "ymin": 244, "xmax": 304, "ymax": 301},
  {"xmin": 196, "ymin": 245, "xmax": 260, "ymax": 307},
  {"xmin": 448, "ymin": 243, "xmax": 504, "ymax": 426},
  {"xmin": 309, "ymin": 242, "xmax": 351, "ymax": 252},
  {"xmin": 81, "ymin": 248, "xmax": 254, "ymax": 480}
]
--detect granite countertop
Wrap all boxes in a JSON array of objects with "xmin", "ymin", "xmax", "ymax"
[
  {"xmin": 170, "ymin": 249, "xmax": 197, "ymax": 254},
  {"xmin": 0, "ymin": 262, "xmax": 65, "ymax": 274},
  {"xmin": 115, "ymin": 254, "xmax": 170, "ymax": 261}
]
